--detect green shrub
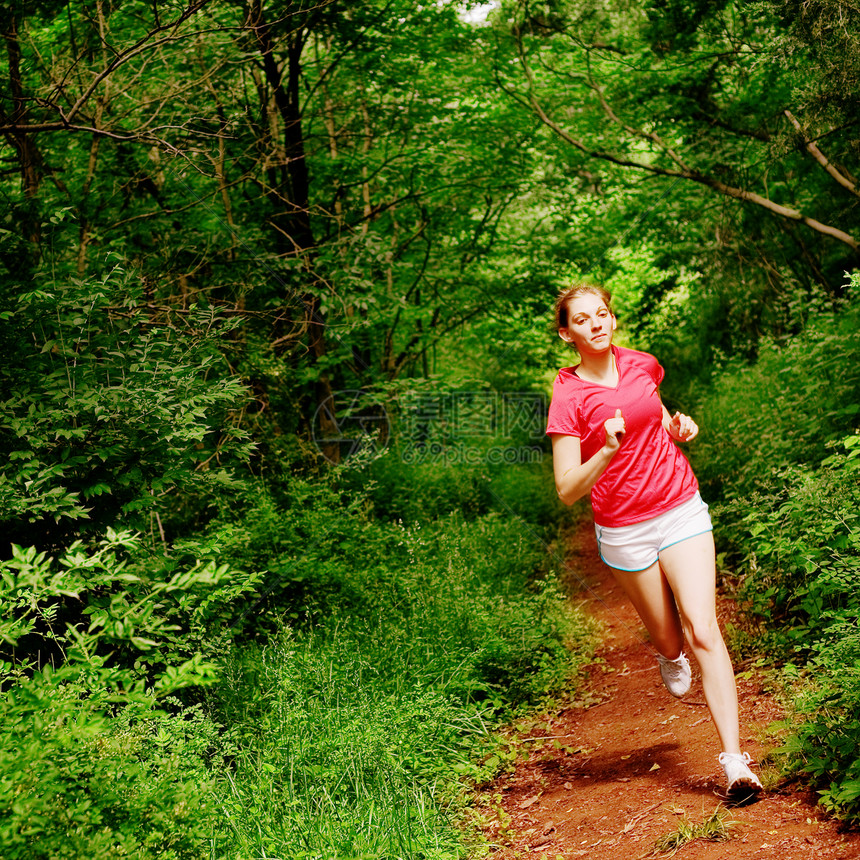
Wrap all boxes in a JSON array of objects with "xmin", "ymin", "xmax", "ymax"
[
  {"xmin": 0, "ymin": 526, "xmax": 264, "ymax": 859},
  {"xmin": 778, "ymin": 627, "xmax": 860, "ymax": 826},
  {"xmin": 0, "ymin": 264, "xmax": 253, "ymax": 545},
  {"xmin": 0, "ymin": 528, "xmax": 262, "ymax": 678},
  {"xmin": 488, "ymin": 460, "xmax": 565, "ymax": 525},
  {"xmin": 349, "ymin": 512, "xmax": 591, "ymax": 706},
  {"xmin": 361, "ymin": 451, "xmax": 494, "ymax": 522},
  {"xmin": 0, "ymin": 680, "xmax": 223, "ymax": 860},
  {"xmin": 714, "ymin": 435, "xmax": 860, "ymax": 653},
  {"xmin": 690, "ymin": 284, "xmax": 860, "ymax": 501},
  {"xmin": 725, "ymin": 439, "xmax": 860, "ymax": 823},
  {"xmin": 194, "ymin": 476, "xmax": 590, "ymax": 703},
  {"xmin": 200, "ymin": 478, "xmax": 595, "ymax": 858},
  {"xmin": 210, "ymin": 567, "xmax": 592, "ymax": 858},
  {"xmin": 691, "ymin": 272, "xmax": 860, "ymax": 822},
  {"xmin": 0, "ymin": 449, "xmax": 594, "ymax": 858},
  {"xmin": 348, "ymin": 379, "xmax": 551, "ymax": 525},
  {"xmin": 209, "ymin": 468, "xmax": 585, "ymax": 662}
]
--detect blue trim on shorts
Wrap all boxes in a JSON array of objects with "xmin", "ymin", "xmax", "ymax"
[
  {"xmin": 598, "ymin": 550, "xmax": 658, "ymax": 573},
  {"xmin": 596, "ymin": 530, "xmax": 658, "ymax": 572},
  {"xmin": 657, "ymin": 526, "xmax": 713, "ymax": 554}
]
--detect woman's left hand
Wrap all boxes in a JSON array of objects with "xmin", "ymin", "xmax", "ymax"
[{"xmin": 667, "ymin": 411, "xmax": 698, "ymax": 442}]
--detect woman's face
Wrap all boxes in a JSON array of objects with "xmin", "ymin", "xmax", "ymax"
[{"xmin": 559, "ymin": 292, "xmax": 616, "ymax": 355}]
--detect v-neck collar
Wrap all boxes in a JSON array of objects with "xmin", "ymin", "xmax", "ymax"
[{"xmin": 572, "ymin": 346, "xmax": 620, "ymax": 389}]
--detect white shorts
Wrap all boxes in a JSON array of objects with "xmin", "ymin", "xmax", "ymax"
[{"xmin": 595, "ymin": 492, "xmax": 712, "ymax": 572}]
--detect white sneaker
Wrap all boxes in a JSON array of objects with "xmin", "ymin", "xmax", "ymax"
[
  {"xmin": 656, "ymin": 651, "xmax": 691, "ymax": 697},
  {"xmin": 719, "ymin": 752, "xmax": 763, "ymax": 797}
]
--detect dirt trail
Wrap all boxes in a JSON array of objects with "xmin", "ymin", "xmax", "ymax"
[{"xmin": 475, "ymin": 520, "xmax": 860, "ymax": 859}]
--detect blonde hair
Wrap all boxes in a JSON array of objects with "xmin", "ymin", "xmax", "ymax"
[{"xmin": 554, "ymin": 283, "xmax": 613, "ymax": 330}]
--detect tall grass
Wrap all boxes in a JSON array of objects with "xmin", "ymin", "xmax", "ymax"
[
  {"xmin": 0, "ymin": 456, "xmax": 595, "ymax": 859},
  {"xmin": 199, "ymin": 460, "xmax": 594, "ymax": 858},
  {"xmin": 213, "ymin": 636, "xmax": 478, "ymax": 859}
]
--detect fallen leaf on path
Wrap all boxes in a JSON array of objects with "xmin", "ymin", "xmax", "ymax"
[
  {"xmin": 519, "ymin": 794, "xmax": 541, "ymax": 809},
  {"xmin": 649, "ymin": 763, "xmax": 661, "ymax": 771}
]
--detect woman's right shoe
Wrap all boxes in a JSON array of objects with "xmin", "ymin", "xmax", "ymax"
[
  {"xmin": 656, "ymin": 651, "xmax": 691, "ymax": 697},
  {"xmin": 719, "ymin": 751, "xmax": 763, "ymax": 797}
]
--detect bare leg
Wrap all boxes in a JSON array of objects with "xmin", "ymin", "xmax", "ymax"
[
  {"xmin": 608, "ymin": 561, "xmax": 685, "ymax": 660},
  {"xmin": 658, "ymin": 532, "xmax": 741, "ymax": 754},
  {"xmin": 608, "ymin": 532, "xmax": 741, "ymax": 753}
]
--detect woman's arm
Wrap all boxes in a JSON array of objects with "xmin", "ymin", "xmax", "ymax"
[{"xmin": 551, "ymin": 409, "xmax": 626, "ymax": 506}]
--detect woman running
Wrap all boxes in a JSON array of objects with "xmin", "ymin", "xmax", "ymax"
[{"xmin": 546, "ymin": 283, "xmax": 762, "ymax": 798}]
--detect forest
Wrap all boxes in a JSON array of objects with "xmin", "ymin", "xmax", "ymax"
[{"xmin": 1, "ymin": 0, "xmax": 859, "ymax": 856}]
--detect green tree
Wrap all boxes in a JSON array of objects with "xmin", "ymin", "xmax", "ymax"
[{"xmin": 489, "ymin": 0, "xmax": 860, "ymax": 370}]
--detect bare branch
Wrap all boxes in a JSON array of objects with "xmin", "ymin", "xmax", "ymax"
[
  {"xmin": 784, "ymin": 109, "xmax": 860, "ymax": 200},
  {"xmin": 707, "ymin": 176, "xmax": 859, "ymax": 250},
  {"xmin": 510, "ymin": 28, "xmax": 859, "ymax": 252},
  {"xmin": 65, "ymin": 0, "xmax": 215, "ymax": 124}
]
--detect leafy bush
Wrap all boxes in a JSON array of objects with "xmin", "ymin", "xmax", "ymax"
[
  {"xmin": 779, "ymin": 626, "xmax": 860, "ymax": 825},
  {"xmin": 717, "ymin": 438, "xmax": 860, "ymax": 821},
  {"xmin": 352, "ymin": 452, "xmax": 560, "ymax": 526},
  {"xmin": 716, "ymin": 438, "xmax": 860, "ymax": 649},
  {"xmin": 0, "ymin": 530, "xmax": 253, "ymax": 859},
  {"xmin": 0, "ymin": 411, "xmax": 592, "ymax": 858},
  {"xmin": 690, "ymin": 284, "xmax": 860, "ymax": 501},
  {"xmin": 356, "ymin": 511, "xmax": 589, "ymax": 706},
  {"xmin": 488, "ymin": 461, "xmax": 565, "ymax": 524},
  {"xmin": 0, "ymin": 528, "xmax": 262, "ymax": 679},
  {"xmin": 0, "ymin": 681, "xmax": 224, "ymax": 860},
  {"xmin": 0, "ymin": 263, "xmax": 253, "ymax": 545},
  {"xmin": 348, "ymin": 378, "xmax": 551, "ymax": 525},
  {"xmin": 692, "ymin": 274, "xmax": 860, "ymax": 822},
  {"xmin": 196, "ymin": 472, "xmax": 589, "ymax": 700},
  {"xmin": 360, "ymin": 451, "xmax": 493, "ymax": 522},
  {"xmin": 205, "ymin": 483, "xmax": 595, "ymax": 858}
]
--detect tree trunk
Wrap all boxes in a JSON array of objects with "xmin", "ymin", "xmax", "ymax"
[
  {"xmin": 4, "ymin": 14, "xmax": 43, "ymax": 253},
  {"xmin": 249, "ymin": 0, "xmax": 340, "ymax": 462}
]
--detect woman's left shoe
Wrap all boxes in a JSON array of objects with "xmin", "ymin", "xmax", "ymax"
[
  {"xmin": 719, "ymin": 751, "xmax": 763, "ymax": 797},
  {"xmin": 656, "ymin": 651, "xmax": 691, "ymax": 697}
]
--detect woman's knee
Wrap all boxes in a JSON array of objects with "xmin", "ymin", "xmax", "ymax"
[{"xmin": 683, "ymin": 616, "xmax": 724, "ymax": 653}]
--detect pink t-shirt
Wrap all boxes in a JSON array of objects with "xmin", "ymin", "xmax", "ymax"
[{"xmin": 546, "ymin": 346, "xmax": 698, "ymax": 527}]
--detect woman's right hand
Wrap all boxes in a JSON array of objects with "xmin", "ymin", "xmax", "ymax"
[{"xmin": 604, "ymin": 408, "xmax": 626, "ymax": 451}]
